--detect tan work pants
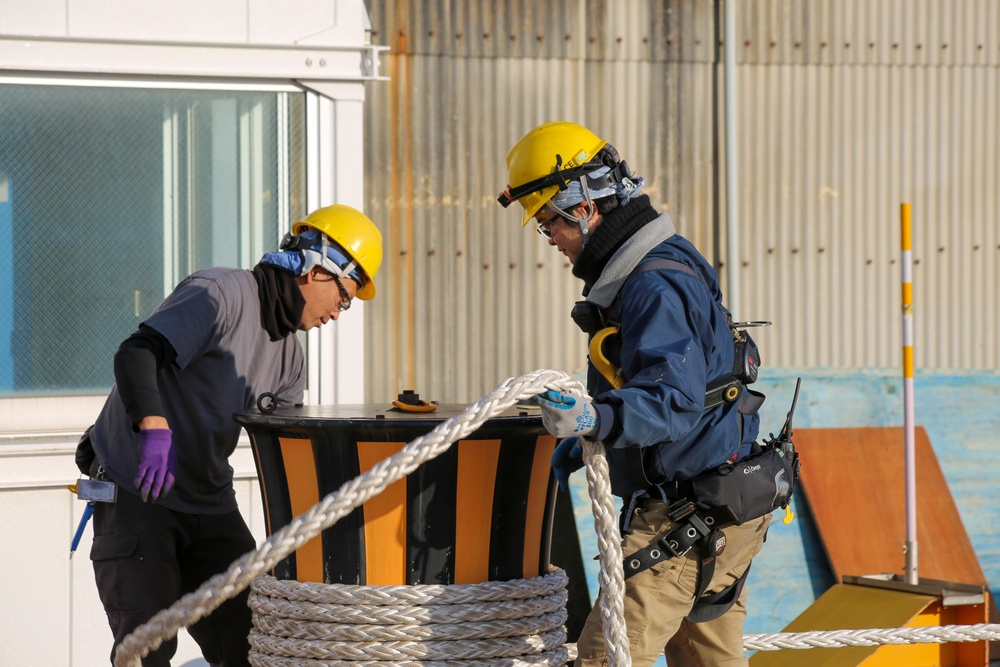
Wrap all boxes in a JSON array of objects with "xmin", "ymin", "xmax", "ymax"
[{"xmin": 575, "ymin": 500, "xmax": 771, "ymax": 667}]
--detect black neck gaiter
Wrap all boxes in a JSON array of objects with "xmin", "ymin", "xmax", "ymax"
[
  {"xmin": 572, "ymin": 194, "xmax": 661, "ymax": 290},
  {"xmin": 252, "ymin": 263, "xmax": 306, "ymax": 341}
]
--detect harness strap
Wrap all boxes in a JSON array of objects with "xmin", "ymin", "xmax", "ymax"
[
  {"xmin": 622, "ymin": 502, "xmax": 748, "ymax": 622},
  {"xmin": 686, "ymin": 562, "xmax": 753, "ymax": 623},
  {"xmin": 739, "ymin": 388, "xmax": 766, "ymax": 415},
  {"xmin": 704, "ymin": 377, "xmax": 743, "ymax": 409},
  {"xmin": 599, "ymin": 258, "xmax": 755, "ymax": 409},
  {"xmin": 622, "ymin": 503, "xmax": 733, "ymax": 580}
]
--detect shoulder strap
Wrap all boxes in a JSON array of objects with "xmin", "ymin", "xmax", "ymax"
[
  {"xmin": 611, "ymin": 257, "xmax": 749, "ymax": 405},
  {"xmin": 614, "ymin": 257, "xmax": 762, "ymax": 489},
  {"xmin": 605, "ymin": 258, "xmax": 701, "ymax": 327},
  {"xmin": 633, "ymin": 257, "xmax": 701, "ymax": 281}
]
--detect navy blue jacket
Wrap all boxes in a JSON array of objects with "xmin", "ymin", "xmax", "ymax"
[{"xmin": 589, "ymin": 234, "xmax": 760, "ymax": 497}]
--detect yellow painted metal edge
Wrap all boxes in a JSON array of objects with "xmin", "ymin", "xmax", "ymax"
[{"xmin": 749, "ymin": 583, "xmax": 935, "ymax": 667}]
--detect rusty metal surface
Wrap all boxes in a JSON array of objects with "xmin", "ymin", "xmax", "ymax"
[{"xmin": 362, "ymin": 1, "xmax": 999, "ymax": 405}]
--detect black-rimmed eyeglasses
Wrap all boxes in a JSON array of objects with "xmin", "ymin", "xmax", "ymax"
[{"xmin": 331, "ymin": 274, "xmax": 352, "ymax": 311}]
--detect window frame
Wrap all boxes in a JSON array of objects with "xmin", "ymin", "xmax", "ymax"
[{"xmin": 0, "ymin": 74, "xmax": 363, "ymax": 438}]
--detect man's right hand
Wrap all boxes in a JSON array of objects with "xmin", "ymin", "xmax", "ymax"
[
  {"xmin": 134, "ymin": 428, "xmax": 176, "ymax": 502},
  {"xmin": 551, "ymin": 436, "xmax": 584, "ymax": 492},
  {"xmin": 531, "ymin": 390, "xmax": 599, "ymax": 438}
]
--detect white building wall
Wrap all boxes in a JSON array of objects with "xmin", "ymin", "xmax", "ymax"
[
  {"xmin": 0, "ymin": 0, "xmax": 371, "ymax": 45},
  {"xmin": 0, "ymin": 1, "xmax": 381, "ymax": 664},
  {"xmin": 0, "ymin": 439, "xmax": 266, "ymax": 666}
]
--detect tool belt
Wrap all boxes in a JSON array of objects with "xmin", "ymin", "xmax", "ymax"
[
  {"xmin": 623, "ymin": 499, "xmax": 729, "ymax": 578},
  {"xmin": 620, "ymin": 381, "xmax": 802, "ymax": 622},
  {"xmin": 621, "ymin": 497, "xmax": 749, "ymax": 623},
  {"xmin": 623, "ymin": 435, "xmax": 798, "ymax": 578},
  {"xmin": 688, "ymin": 440, "xmax": 798, "ymax": 526}
]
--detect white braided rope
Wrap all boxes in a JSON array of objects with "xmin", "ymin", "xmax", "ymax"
[
  {"xmin": 580, "ymin": 437, "xmax": 632, "ymax": 667},
  {"xmin": 112, "ymin": 369, "xmax": 630, "ymax": 667},
  {"xmin": 248, "ymin": 629, "xmax": 568, "ymax": 662},
  {"xmin": 246, "ymin": 568, "xmax": 576, "ymax": 665},
  {"xmin": 555, "ymin": 620, "xmax": 1000, "ymax": 662},
  {"xmin": 110, "ymin": 367, "xmax": 999, "ymax": 665},
  {"xmin": 250, "ymin": 602, "xmax": 569, "ymax": 641},
  {"xmin": 247, "ymin": 570, "xmax": 570, "ymax": 664},
  {"xmin": 248, "ymin": 580, "xmax": 569, "ymax": 626},
  {"xmin": 250, "ymin": 569, "xmax": 570, "ymax": 606},
  {"xmin": 244, "ymin": 651, "xmax": 569, "ymax": 667},
  {"xmin": 742, "ymin": 623, "xmax": 1000, "ymax": 651}
]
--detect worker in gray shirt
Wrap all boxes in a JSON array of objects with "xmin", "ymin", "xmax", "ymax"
[{"xmin": 82, "ymin": 204, "xmax": 382, "ymax": 667}]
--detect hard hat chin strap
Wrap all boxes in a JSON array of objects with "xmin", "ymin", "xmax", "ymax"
[
  {"xmin": 547, "ymin": 175, "xmax": 598, "ymax": 246},
  {"xmin": 319, "ymin": 234, "xmax": 358, "ymax": 279},
  {"xmin": 283, "ymin": 229, "xmax": 362, "ymax": 283}
]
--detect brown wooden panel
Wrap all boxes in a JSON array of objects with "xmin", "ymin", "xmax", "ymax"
[{"xmin": 796, "ymin": 427, "xmax": 984, "ymax": 587}]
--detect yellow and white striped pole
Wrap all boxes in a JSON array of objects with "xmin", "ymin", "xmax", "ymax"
[{"xmin": 901, "ymin": 203, "xmax": 918, "ymax": 585}]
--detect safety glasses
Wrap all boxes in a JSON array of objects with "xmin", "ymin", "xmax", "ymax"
[
  {"xmin": 331, "ymin": 274, "xmax": 352, "ymax": 311},
  {"xmin": 535, "ymin": 205, "xmax": 588, "ymax": 239},
  {"xmin": 535, "ymin": 219, "xmax": 555, "ymax": 239}
]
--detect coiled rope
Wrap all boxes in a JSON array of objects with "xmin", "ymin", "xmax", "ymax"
[
  {"xmin": 246, "ymin": 570, "xmax": 570, "ymax": 665},
  {"xmin": 113, "ymin": 369, "xmax": 631, "ymax": 667},
  {"xmin": 112, "ymin": 368, "xmax": 1000, "ymax": 666}
]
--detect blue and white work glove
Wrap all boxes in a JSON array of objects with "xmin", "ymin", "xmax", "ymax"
[
  {"xmin": 551, "ymin": 436, "xmax": 584, "ymax": 492},
  {"xmin": 530, "ymin": 390, "xmax": 599, "ymax": 439}
]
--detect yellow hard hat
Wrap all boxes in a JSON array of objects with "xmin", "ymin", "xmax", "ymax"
[
  {"xmin": 292, "ymin": 204, "xmax": 383, "ymax": 300},
  {"xmin": 498, "ymin": 121, "xmax": 608, "ymax": 227}
]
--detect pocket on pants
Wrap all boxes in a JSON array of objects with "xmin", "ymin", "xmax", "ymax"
[
  {"xmin": 91, "ymin": 533, "xmax": 139, "ymax": 561},
  {"xmin": 91, "ymin": 533, "xmax": 145, "ymax": 616}
]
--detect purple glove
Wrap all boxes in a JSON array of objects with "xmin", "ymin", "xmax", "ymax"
[{"xmin": 134, "ymin": 428, "xmax": 176, "ymax": 502}]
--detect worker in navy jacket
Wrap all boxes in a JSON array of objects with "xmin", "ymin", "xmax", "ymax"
[{"xmin": 498, "ymin": 121, "xmax": 770, "ymax": 667}]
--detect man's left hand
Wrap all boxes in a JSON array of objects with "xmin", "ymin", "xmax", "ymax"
[
  {"xmin": 531, "ymin": 390, "xmax": 599, "ymax": 438},
  {"xmin": 135, "ymin": 428, "xmax": 177, "ymax": 502}
]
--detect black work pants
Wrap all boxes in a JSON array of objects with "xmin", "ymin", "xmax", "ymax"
[{"xmin": 90, "ymin": 488, "xmax": 256, "ymax": 667}]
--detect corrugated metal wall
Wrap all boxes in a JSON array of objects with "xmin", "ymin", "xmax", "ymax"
[
  {"xmin": 363, "ymin": 0, "xmax": 999, "ymax": 404},
  {"xmin": 734, "ymin": 0, "xmax": 1000, "ymax": 371}
]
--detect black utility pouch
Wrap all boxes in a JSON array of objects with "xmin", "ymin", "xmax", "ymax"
[
  {"xmin": 690, "ymin": 443, "xmax": 798, "ymax": 525},
  {"xmin": 75, "ymin": 424, "xmax": 96, "ymax": 476},
  {"xmin": 690, "ymin": 379, "xmax": 802, "ymax": 525}
]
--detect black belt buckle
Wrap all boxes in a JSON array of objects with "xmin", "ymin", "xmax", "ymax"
[
  {"xmin": 667, "ymin": 498, "xmax": 696, "ymax": 523},
  {"xmin": 656, "ymin": 527, "xmax": 692, "ymax": 559}
]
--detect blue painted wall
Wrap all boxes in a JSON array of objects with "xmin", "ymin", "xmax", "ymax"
[{"xmin": 568, "ymin": 368, "xmax": 1000, "ymax": 636}]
